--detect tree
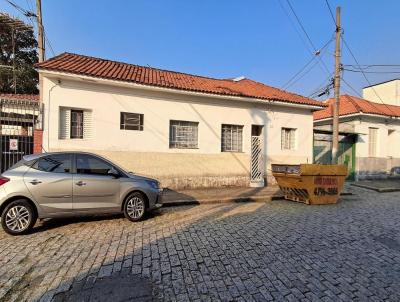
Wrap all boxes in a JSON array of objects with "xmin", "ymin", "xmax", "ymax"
[{"xmin": 0, "ymin": 14, "xmax": 38, "ymax": 94}]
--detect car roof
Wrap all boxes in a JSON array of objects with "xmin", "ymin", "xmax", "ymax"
[{"xmin": 23, "ymin": 151, "xmax": 101, "ymax": 161}]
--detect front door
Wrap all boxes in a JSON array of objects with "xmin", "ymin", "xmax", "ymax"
[
  {"xmin": 72, "ymin": 154, "xmax": 121, "ymax": 211},
  {"xmin": 250, "ymin": 125, "xmax": 264, "ymax": 187},
  {"xmin": 24, "ymin": 153, "xmax": 73, "ymax": 213}
]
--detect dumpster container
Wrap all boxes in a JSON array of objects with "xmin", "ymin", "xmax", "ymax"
[{"xmin": 271, "ymin": 164, "xmax": 348, "ymax": 205}]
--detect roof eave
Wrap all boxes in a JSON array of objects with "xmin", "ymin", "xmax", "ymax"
[
  {"xmin": 38, "ymin": 69, "xmax": 325, "ymax": 110},
  {"xmin": 314, "ymin": 112, "xmax": 400, "ymax": 122}
]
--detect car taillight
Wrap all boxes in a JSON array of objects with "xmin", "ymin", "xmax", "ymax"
[{"xmin": 0, "ymin": 177, "xmax": 10, "ymax": 186}]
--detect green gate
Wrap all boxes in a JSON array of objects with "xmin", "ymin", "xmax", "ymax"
[{"xmin": 313, "ymin": 132, "xmax": 356, "ymax": 181}]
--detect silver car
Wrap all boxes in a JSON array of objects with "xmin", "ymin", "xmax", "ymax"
[{"xmin": 0, "ymin": 152, "xmax": 163, "ymax": 235}]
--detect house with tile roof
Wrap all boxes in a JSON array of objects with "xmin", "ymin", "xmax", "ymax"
[
  {"xmin": 314, "ymin": 94, "xmax": 400, "ymax": 180},
  {"xmin": 35, "ymin": 52, "xmax": 325, "ymax": 189}
]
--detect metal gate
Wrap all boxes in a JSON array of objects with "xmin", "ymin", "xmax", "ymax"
[
  {"xmin": 313, "ymin": 131, "xmax": 356, "ymax": 180},
  {"xmin": 0, "ymin": 98, "xmax": 40, "ymax": 173},
  {"xmin": 250, "ymin": 136, "xmax": 263, "ymax": 183}
]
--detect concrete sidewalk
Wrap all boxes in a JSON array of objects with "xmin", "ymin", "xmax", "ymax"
[
  {"xmin": 352, "ymin": 178, "xmax": 400, "ymax": 192},
  {"xmin": 162, "ymin": 186, "xmax": 283, "ymax": 206}
]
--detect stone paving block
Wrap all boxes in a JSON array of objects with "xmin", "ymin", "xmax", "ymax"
[{"xmin": 1, "ymin": 187, "xmax": 400, "ymax": 301}]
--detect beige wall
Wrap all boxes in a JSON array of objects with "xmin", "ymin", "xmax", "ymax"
[
  {"xmin": 362, "ymin": 80, "xmax": 400, "ymax": 106},
  {"xmin": 42, "ymin": 74, "xmax": 315, "ymax": 188},
  {"xmin": 315, "ymin": 115, "xmax": 400, "ymax": 179}
]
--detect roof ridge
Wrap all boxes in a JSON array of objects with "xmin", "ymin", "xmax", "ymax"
[{"xmin": 343, "ymin": 94, "xmax": 362, "ymax": 112}]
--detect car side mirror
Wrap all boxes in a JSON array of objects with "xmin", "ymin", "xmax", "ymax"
[{"xmin": 108, "ymin": 168, "xmax": 120, "ymax": 178}]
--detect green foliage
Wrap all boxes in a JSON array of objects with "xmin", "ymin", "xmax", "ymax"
[{"xmin": 0, "ymin": 17, "xmax": 38, "ymax": 94}]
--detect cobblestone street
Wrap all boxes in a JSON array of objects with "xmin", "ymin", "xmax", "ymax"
[{"xmin": 1, "ymin": 186, "xmax": 400, "ymax": 301}]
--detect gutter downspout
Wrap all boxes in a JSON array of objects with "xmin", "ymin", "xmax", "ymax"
[{"xmin": 46, "ymin": 81, "xmax": 60, "ymax": 152}]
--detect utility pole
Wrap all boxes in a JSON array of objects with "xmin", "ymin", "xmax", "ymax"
[
  {"xmin": 331, "ymin": 6, "xmax": 341, "ymax": 164},
  {"xmin": 36, "ymin": 0, "xmax": 45, "ymax": 63}
]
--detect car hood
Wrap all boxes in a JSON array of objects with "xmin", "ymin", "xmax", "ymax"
[{"xmin": 127, "ymin": 173, "xmax": 158, "ymax": 183}]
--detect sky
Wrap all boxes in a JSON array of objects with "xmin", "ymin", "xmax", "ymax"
[{"xmin": 2, "ymin": 0, "xmax": 400, "ymax": 100}]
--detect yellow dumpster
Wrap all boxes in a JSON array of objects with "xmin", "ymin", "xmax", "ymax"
[{"xmin": 271, "ymin": 164, "xmax": 348, "ymax": 205}]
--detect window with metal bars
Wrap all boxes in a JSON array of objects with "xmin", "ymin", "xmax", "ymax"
[
  {"xmin": 70, "ymin": 110, "xmax": 84, "ymax": 139},
  {"xmin": 221, "ymin": 124, "xmax": 243, "ymax": 152},
  {"xmin": 369, "ymin": 127, "xmax": 378, "ymax": 157},
  {"xmin": 281, "ymin": 127, "xmax": 296, "ymax": 150},
  {"xmin": 169, "ymin": 120, "xmax": 199, "ymax": 149},
  {"xmin": 120, "ymin": 112, "xmax": 144, "ymax": 131}
]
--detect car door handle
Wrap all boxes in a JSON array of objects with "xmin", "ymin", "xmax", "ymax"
[
  {"xmin": 29, "ymin": 179, "xmax": 42, "ymax": 185},
  {"xmin": 75, "ymin": 181, "xmax": 86, "ymax": 186}
]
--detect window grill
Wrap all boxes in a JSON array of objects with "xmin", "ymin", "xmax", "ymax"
[
  {"xmin": 70, "ymin": 110, "xmax": 83, "ymax": 139},
  {"xmin": 221, "ymin": 124, "xmax": 243, "ymax": 152},
  {"xmin": 120, "ymin": 112, "xmax": 144, "ymax": 131},
  {"xmin": 281, "ymin": 128, "xmax": 296, "ymax": 150},
  {"xmin": 169, "ymin": 120, "xmax": 198, "ymax": 149}
]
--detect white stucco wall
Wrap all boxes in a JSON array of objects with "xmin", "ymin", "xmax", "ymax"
[
  {"xmin": 362, "ymin": 80, "xmax": 400, "ymax": 106},
  {"xmin": 315, "ymin": 115, "xmax": 400, "ymax": 179},
  {"xmin": 41, "ymin": 74, "xmax": 315, "ymax": 188},
  {"xmin": 353, "ymin": 116, "xmax": 400, "ymax": 158}
]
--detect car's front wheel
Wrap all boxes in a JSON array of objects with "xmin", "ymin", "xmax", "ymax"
[
  {"xmin": 123, "ymin": 192, "xmax": 147, "ymax": 222},
  {"xmin": 1, "ymin": 199, "xmax": 37, "ymax": 235}
]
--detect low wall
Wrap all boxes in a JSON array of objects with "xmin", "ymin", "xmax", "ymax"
[
  {"xmin": 357, "ymin": 157, "xmax": 400, "ymax": 180},
  {"xmin": 47, "ymin": 149, "xmax": 307, "ymax": 189}
]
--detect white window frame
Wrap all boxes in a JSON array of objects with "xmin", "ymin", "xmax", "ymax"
[
  {"xmin": 70, "ymin": 109, "xmax": 84, "ymax": 139},
  {"xmin": 169, "ymin": 120, "xmax": 199, "ymax": 149},
  {"xmin": 281, "ymin": 127, "xmax": 296, "ymax": 150},
  {"xmin": 221, "ymin": 124, "xmax": 243, "ymax": 152},
  {"xmin": 120, "ymin": 112, "xmax": 144, "ymax": 131}
]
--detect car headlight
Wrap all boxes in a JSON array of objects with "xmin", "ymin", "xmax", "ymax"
[{"xmin": 146, "ymin": 180, "xmax": 160, "ymax": 189}]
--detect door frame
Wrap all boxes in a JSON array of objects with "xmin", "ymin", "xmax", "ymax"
[{"xmin": 250, "ymin": 125, "xmax": 265, "ymax": 187}]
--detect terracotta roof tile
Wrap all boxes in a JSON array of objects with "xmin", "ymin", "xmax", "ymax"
[
  {"xmin": 0, "ymin": 93, "xmax": 39, "ymax": 102},
  {"xmin": 313, "ymin": 94, "xmax": 400, "ymax": 120},
  {"xmin": 36, "ymin": 52, "xmax": 325, "ymax": 108}
]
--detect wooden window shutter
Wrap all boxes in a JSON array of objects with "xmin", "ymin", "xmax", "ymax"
[
  {"xmin": 83, "ymin": 110, "xmax": 93, "ymax": 139},
  {"xmin": 59, "ymin": 108, "xmax": 71, "ymax": 139}
]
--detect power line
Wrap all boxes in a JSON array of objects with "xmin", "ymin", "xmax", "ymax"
[
  {"xmin": 341, "ymin": 77, "xmax": 362, "ymax": 98},
  {"xmin": 325, "ymin": 0, "xmax": 336, "ymax": 26},
  {"xmin": 343, "ymin": 69, "xmax": 400, "ymax": 74},
  {"xmin": 284, "ymin": 0, "xmax": 332, "ymax": 76},
  {"xmin": 284, "ymin": 59, "xmax": 321, "ymax": 90},
  {"xmin": 342, "ymin": 38, "xmax": 397, "ymax": 115},
  {"xmin": 282, "ymin": 36, "xmax": 334, "ymax": 90},
  {"xmin": 308, "ymin": 73, "xmax": 334, "ymax": 98},
  {"xmin": 285, "ymin": 0, "xmax": 317, "ymax": 50},
  {"xmin": 44, "ymin": 28, "xmax": 55, "ymax": 57},
  {"xmin": 276, "ymin": 0, "xmax": 314, "ymax": 55},
  {"xmin": 344, "ymin": 64, "xmax": 400, "ymax": 68},
  {"xmin": 5, "ymin": 0, "xmax": 57, "ymax": 59},
  {"xmin": 4, "ymin": 0, "xmax": 36, "ymax": 17}
]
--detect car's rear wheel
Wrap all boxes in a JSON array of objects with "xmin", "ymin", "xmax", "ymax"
[
  {"xmin": 123, "ymin": 192, "xmax": 146, "ymax": 222},
  {"xmin": 1, "ymin": 199, "xmax": 37, "ymax": 235}
]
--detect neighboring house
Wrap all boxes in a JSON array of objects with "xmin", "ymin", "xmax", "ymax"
[
  {"xmin": 363, "ymin": 79, "xmax": 400, "ymax": 106},
  {"xmin": 0, "ymin": 94, "xmax": 41, "ymax": 172},
  {"xmin": 314, "ymin": 94, "xmax": 400, "ymax": 180},
  {"xmin": 36, "ymin": 53, "xmax": 325, "ymax": 189}
]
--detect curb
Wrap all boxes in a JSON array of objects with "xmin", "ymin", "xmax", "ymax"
[
  {"xmin": 351, "ymin": 183, "xmax": 400, "ymax": 193},
  {"xmin": 162, "ymin": 195, "xmax": 284, "ymax": 207}
]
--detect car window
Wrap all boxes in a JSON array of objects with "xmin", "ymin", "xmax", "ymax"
[
  {"xmin": 76, "ymin": 154, "xmax": 113, "ymax": 175},
  {"xmin": 32, "ymin": 154, "xmax": 71, "ymax": 173}
]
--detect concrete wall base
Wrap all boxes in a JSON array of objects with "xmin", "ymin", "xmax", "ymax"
[{"xmin": 160, "ymin": 175, "xmax": 250, "ymax": 190}]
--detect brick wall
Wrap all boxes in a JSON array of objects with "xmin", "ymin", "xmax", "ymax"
[{"xmin": 33, "ymin": 129, "xmax": 43, "ymax": 154}]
